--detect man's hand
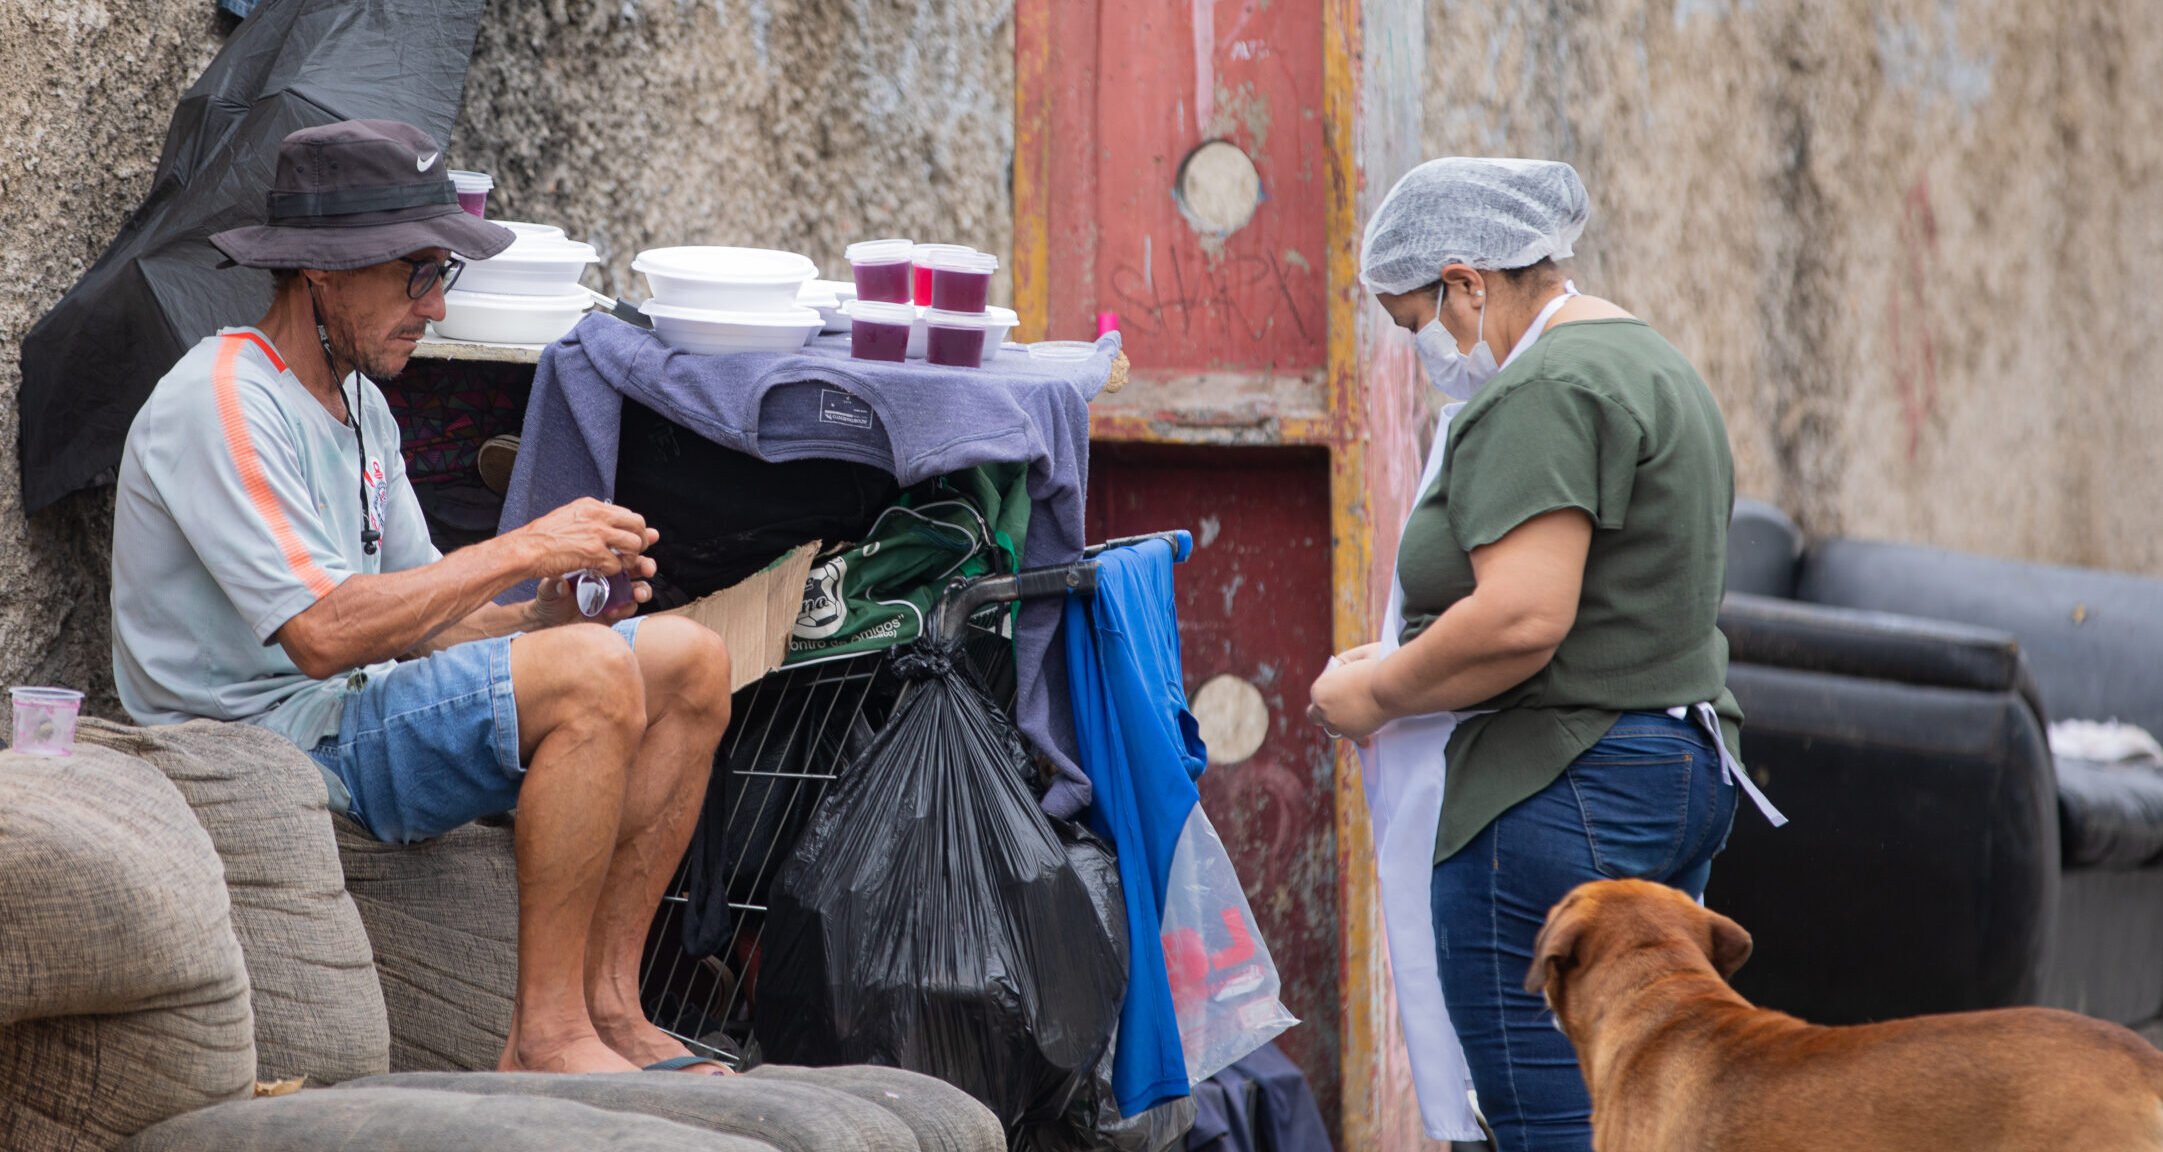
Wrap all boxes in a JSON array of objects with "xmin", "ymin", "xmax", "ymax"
[
  {"xmin": 530, "ymin": 558, "xmax": 659, "ymax": 630},
  {"xmin": 513, "ymin": 498, "xmax": 658, "ymax": 579}
]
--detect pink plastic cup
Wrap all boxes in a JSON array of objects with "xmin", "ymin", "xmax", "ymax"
[
  {"xmin": 930, "ymin": 250, "xmax": 999, "ymax": 313},
  {"xmin": 845, "ymin": 299, "xmax": 914, "ymax": 362},
  {"xmin": 846, "ymin": 238, "xmax": 914, "ymax": 304}
]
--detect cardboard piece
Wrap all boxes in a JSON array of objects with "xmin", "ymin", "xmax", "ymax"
[{"xmin": 656, "ymin": 542, "xmax": 821, "ymax": 693}]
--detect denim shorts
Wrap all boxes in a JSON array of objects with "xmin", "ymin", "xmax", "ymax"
[{"xmin": 310, "ymin": 618, "xmax": 642, "ymax": 844}]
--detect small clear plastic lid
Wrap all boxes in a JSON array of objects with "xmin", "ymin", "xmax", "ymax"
[
  {"xmin": 931, "ymin": 250, "xmax": 1000, "ymax": 274},
  {"xmin": 448, "ymin": 170, "xmax": 494, "ymax": 193},
  {"xmin": 924, "ymin": 307, "xmax": 997, "ymax": 329},
  {"xmin": 911, "ymin": 243, "xmax": 976, "ymax": 266},
  {"xmin": 843, "ymin": 298, "xmax": 917, "ymax": 324},
  {"xmin": 845, "ymin": 238, "xmax": 915, "ymax": 264},
  {"xmin": 1027, "ymin": 340, "xmax": 1097, "ymax": 361}
]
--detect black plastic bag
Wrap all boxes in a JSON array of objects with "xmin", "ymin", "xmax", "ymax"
[
  {"xmin": 1017, "ymin": 825, "xmax": 1197, "ymax": 1152},
  {"xmin": 758, "ymin": 641, "xmax": 1123, "ymax": 1129}
]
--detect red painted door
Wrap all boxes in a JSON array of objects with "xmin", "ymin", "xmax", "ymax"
[
  {"xmin": 1086, "ymin": 443, "xmax": 1341, "ymax": 1131},
  {"xmin": 1038, "ymin": 0, "xmax": 1328, "ymax": 377}
]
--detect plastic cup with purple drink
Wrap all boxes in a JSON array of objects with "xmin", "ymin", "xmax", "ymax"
[
  {"xmin": 910, "ymin": 244, "xmax": 975, "ymax": 307},
  {"xmin": 846, "ymin": 238, "xmax": 915, "ymax": 304},
  {"xmin": 844, "ymin": 298, "xmax": 914, "ymax": 362},
  {"xmin": 929, "ymin": 250, "xmax": 998, "ymax": 312},
  {"xmin": 448, "ymin": 170, "xmax": 494, "ymax": 218},
  {"xmin": 924, "ymin": 308, "xmax": 995, "ymax": 368}
]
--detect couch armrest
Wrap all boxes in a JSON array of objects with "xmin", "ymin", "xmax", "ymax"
[
  {"xmin": 1708, "ymin": 662, "xmax": 2058, "ymax": 1025},
  {"xmin": 1720, "ymin": 592, "xmax": 2026, "ymax": 693},
  {"xmin": 1720, "ymin": 592, "xmax": 2052, "ymax": 730}
]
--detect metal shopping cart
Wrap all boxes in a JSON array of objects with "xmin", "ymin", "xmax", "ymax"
[{"xmin": 636, "ymin": 532, "xmax": 1183, "ymax": 1067}]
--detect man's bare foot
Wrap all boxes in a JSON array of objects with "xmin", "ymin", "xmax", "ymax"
[
  {"xmin": 501, "ymin": 1032, "xmax": 642, "ymax": 1074},
  {"xmin": 593, "ymin": 1015, "xmax": 735, "ymax": 1075}
]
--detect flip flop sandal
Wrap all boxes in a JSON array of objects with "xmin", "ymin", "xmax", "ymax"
[{"xmin": 642, "ymin": 1055, "xmax": 734, "ymax": 1075}]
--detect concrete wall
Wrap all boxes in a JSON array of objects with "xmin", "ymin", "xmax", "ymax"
[
  {"xmin": 1419, "ymin": 0, "xmax": 2163, "ymax": 573},
  {"xmin": 0, "ymin": 0, "xmax": 1013, "ymax": 711}
]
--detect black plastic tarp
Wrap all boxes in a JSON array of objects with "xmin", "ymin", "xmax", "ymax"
[{"xmin": 16, "ymin": 0, "xmax": 486, "ymax": 514}]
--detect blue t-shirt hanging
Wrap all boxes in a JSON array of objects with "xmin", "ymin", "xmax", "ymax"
[{"xmin": 1065, "ymin": 533, "xmax": 1207, "ymax": 1116}]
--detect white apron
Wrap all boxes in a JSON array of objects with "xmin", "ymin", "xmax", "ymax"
[
  {"xmin": 1354, "ymin": 286, "xmax": 1788, "ymax": 1138},
  {"xmin": 1355, "ymin": 285, "xmax": 1577, "ymax": 1140}
]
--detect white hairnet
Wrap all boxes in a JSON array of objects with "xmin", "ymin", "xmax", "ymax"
[{"xmin": 1358, "ymin": 157, "xmax": 1590, "ymax": 295}]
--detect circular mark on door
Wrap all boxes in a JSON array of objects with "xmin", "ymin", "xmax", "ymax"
[
  {"xmin": 1175, "ymin": 140, "xmax": 1263, "ymax": 237},
  {"xmin": 1191, "ymin": 673, "xmax": 1269, "ymax": 766}
]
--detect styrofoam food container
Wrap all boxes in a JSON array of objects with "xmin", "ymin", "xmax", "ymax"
[
  {"xmin": 641, "ymin": 300, "xmax": 823, "ymax": 354},
  {"xmin": 500, "ymin": 220, "xmax": 566, "ymax": 241},
  {"xmin": 634, "ymin": 246, "xmax": 816, "ymax": 313},
  {"xmin": 455, "ymin": 232, "xmax": 599, "ymax": 296},
  {"xmin": 798, "ymin": 280, "xmax": 847, "ymax": 333},
  {"xmin": 435, "ymin": 288, "xmax": 593, "ymax": 345},
  {"xmin": 905, "ymin": 303, "xmax": 1017, "ymax": 358}
]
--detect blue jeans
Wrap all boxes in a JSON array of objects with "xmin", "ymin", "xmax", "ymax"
[{"xmin": 1431, "ymin": 710, "xmax": 1738, "ymax": 1152}]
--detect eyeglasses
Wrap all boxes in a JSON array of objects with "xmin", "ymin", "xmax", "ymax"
[{"xmin": 396, "ymin": 255, "xmax": 465, "ymax": 299}]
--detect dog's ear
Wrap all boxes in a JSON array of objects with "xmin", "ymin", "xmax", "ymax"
[
  {"xmin": 1525, "ymin": 900, "xmax": 1585, "ymax": 995},
  {"xmin": 1705, "ymin": 906, "xmax": 1753, "ymax": 979}
]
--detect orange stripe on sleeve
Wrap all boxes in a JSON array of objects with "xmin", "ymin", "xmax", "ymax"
[{"xmin": 213, "ymin": 336, "xmax": 338, "ymax": 599}]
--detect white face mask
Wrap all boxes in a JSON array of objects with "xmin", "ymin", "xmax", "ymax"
[
  {"xmin": 1413, "ymin": 279, "xmax": 1579, "ymax": 400},
  {"xmin": 1414, "ymin": 293, "xmax": 1499, "ymax": 401}
]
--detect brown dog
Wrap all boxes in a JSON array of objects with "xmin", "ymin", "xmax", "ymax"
[{"xmin": 1526, "ymin": 879, "xmax": 2163, "ymax": 1152}]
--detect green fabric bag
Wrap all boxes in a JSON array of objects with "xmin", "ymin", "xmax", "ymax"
[{"xmin": 784, "ymin": 465, "xmax": 1029, "ymax": 666}]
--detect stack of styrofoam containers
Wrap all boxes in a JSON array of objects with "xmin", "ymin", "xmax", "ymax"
[
  {"xmin": 633, "ymin": 247, "xmax": 823, "ymax": 354},
  {"xmin": 437, "ymin": 223, "xmax": 600, "ymax": 345}
]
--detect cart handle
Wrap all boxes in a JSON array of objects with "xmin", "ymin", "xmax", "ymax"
[{"xmin": 926, "ymin": 529, "xmax": 1192, "ymax": 643}]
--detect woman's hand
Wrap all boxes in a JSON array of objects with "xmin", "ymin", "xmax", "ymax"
[{"xmin": 1307, "ymin": 655, "xmax": 1392, "ymax": 743}]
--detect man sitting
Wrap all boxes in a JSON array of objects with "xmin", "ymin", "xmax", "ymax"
[{"xmin": 110, "ymin": 120, "xmax": 733, "ymax": 1075}]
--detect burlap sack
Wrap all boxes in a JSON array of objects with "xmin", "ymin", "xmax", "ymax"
[
  {"xmin": 122, "ymin": 1086, "xmax": 774, "ymax": 1151},
  {"xmin": 0, "ymin": 745, "xmax": 256, "ymax": 1150},
  {"xmin": 334, "ymin": 817, "xmax": 520, "ymax": 1070},
  {"xmin": 346, "ymin": 1071, "xmax": 916, "ymax": 1152},
  {"xmin": 747, "ymin": 1064, "xmax": 1007, "ymax": 1152},
  {"xmin": 76, "ymin": 718, "xmax": 389, "ymax": 1084}
]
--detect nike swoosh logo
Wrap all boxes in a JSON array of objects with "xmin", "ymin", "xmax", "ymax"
[{"xmin": 417, "ymin": 152, "xmax": 439, "ymax": 172}]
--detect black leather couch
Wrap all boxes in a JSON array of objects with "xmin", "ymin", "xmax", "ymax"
[{"xmin": 1705, "ymin": 500, "xmax": 2163, "ymax": 1036}]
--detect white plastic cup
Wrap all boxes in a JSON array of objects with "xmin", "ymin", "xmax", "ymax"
[{"xmin": 10, "ymin": 686, "xmax": 83, "ymax": 756}]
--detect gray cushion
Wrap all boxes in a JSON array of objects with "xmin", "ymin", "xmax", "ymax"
[
  {"xmin": 124, "ymin": 1087, "xmax": 763, "ymax": 1151},
  {"xmin": 344, "ymin": 1071, "xmax": 909, "ymax": 1152}
]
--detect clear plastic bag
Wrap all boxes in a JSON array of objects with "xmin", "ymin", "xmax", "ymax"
[{"xmin": 1156, "ymin": 806, "xmax": 1298, "ymax": 1084}]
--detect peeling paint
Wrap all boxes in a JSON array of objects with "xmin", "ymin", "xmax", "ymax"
[{"xmin": 1199, "ymin": 513, "xmax": 1223, "ymax": 548}]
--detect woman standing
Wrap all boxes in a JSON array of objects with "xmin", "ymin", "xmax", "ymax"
[{"xmin": 1307, "ymin": 158, "xmax": 1779, "ymax": 1151}]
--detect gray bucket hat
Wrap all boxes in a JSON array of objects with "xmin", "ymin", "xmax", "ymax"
[{"xmin": 211, "ymin": 119, "xmax": 514, "ymax": 271}]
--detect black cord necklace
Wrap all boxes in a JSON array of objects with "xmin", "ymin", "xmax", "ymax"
[{"xmin": 310, "ymin": 289, "xmax": 379, "ymax": 556}]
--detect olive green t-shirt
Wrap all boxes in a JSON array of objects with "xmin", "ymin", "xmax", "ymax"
[{"xmin": 1395, "ymin": 318, "xmax": 1742, "ymax": 863}]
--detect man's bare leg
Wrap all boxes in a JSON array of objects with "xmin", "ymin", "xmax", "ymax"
[
  {"xmin": 497, "ymin": 623, "xmax": 649, "ymax": 1074},
  {"xmin": 580, "ymin": 616, "xmax": 734, "ymax": 1069}
]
